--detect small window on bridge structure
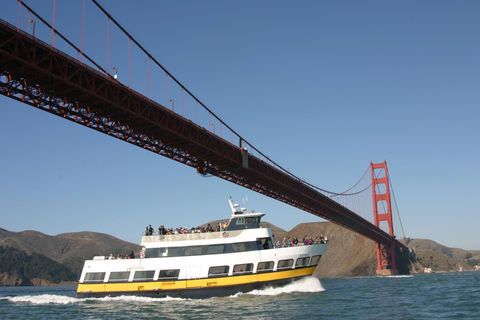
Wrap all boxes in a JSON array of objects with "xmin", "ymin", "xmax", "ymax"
[
  {"xmin": 233, "ymin": 263, "xmax": 253, "ymax": 275},
  {"xmin": 309, "ymin": 255, "xmax": 322, "ymax": 266},
  {"xmin": 159, "ymin": 269, "xmax": 180, "ymax": 280},
  {"xmin": 277, "ymin": 259, "xmax": 294, "ymax": 270},
  {"xmin": 295, "ymin": 257, "xmax": 309, "ymax": 267},
  {"xmin": 257, "ymin": 261, "xmax": 274, "ymax": 273},
  {"xmin": 133, "ymin": 270, "xmax": 155, "ymax": 281},
  {"xmin": 208, "ymin": 266, "xmax": 229, "ymax": 277},
  {"xmin": 108, "ymin": 271, "xmax": 130, "ymax": 282},
  {"xmin": 84, "ymin": 272, "xmax": 106, "ymax": 283}
]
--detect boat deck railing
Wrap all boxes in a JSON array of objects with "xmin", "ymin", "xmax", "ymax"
[{"xmin": 141, "ymin": 230, "xmax": 244, "ymax": 243}]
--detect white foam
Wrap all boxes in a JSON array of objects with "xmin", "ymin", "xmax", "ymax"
[
  {"xmin": 3, "ymin": 294, "xmax": 186, "ymax": 305},
  {"xmin": 243, "ymin": 276, "xmax": 325, "ymax": 296},
  {"xmin": 87, "ymin": 295, "xmax": 185, "ymax": 303},
  {"xmin": 384, "ymin": 275, "xmax": 414, "ymax": 278},
  {"xmin": 6, "ymin": 294, "xmax": 79, "ymax": 305}
]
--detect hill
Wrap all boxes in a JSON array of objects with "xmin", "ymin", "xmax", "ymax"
[
  {"xmin": 406, "ymin": 238, "xmax": 480, "ymax": 272},
  {"xmin": 0, "ymin": 228, "xmax": 141, "ymax": 277},
  {"xmin": 0, "ymin": 245, "xmax": 77, "ymax": 286}
]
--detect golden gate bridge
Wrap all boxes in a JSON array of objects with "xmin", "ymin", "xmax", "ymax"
[{"xmin": 0, "ymin": 0, "xmax": 408, "ymax": 274}]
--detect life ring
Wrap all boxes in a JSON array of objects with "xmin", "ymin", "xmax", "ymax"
[{"xmin": 223, "ymin": 231, "xmax": 229, "ymax": 237}]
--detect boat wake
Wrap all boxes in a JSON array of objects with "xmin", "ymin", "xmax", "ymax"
[
  {"xmin": 1, "ymin": 294, "xmax": 79, "ymax": 305},
  {"xmin": 1, "ymin": 294, "xmax": 183, "ymax": 305},
  {"xmin": 238, "ymin": 276, "xmax": 325, "ymax": 297}
]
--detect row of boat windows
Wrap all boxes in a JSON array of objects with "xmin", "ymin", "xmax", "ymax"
[
  {"xmin": 83, "ymin": 255, "xmax": 322, "ymax": 283},
  {"xmin": 145, "ymin": 238, "xmax": 273, "ymax": 258}
]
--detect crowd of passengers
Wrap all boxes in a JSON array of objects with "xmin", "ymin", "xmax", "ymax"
[
  {"xmin": 275, "ymin": 235, "xmax": 328, "ymax": 248},
  {"xmin": 107, "ymin": 250, "xmax": 145, "ymax": 260},
  {"xmin": 143, "ymin": 223, "xmax": 229, "ymax": 236}
]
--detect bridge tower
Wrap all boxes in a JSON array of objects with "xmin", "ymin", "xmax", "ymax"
[{"xmin": 371, "ymin": 161, "xmax": 398, "ymax": 275}]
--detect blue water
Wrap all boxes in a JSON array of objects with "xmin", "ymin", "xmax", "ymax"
[{"xmin": 1, "ymin": 272, "xmax": 479, "ymax": 319}]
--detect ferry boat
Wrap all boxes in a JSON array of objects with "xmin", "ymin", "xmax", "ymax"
[{"xmin": 77, "ymin": 199, "xmax": 328, "ymax": 298}]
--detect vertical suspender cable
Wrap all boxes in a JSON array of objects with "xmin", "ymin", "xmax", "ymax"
[
  {"xmin": 51, "ymin": 0, "xmax": 56, "ymax": 47},
  {"xmin": 148, "ymin": 57, "xmax": 151, "ymax": 100},
  {"xmin": 128, "ymin": 38, "xmax": 131, "ymax": 88},
  {"xmin": 17, "ymin": 0, "xmax": 22, "ymax": 31},
  {"xmin": 80, "ymin": 0, "xmax": 85, "ymax": 64},
  {"xmin": 106, "ymin": 18, "xmax": 110, "ymax": 76}
]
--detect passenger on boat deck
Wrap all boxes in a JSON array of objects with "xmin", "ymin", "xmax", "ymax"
[
  {"xmin": 125, "ymin": 254, "xmax": 130, "ymax": 259},
  {"xmin": 108, "ymin": 253, "xmax": 114, "ymax": 260},
  {"xmin": 263, "ymin": 240, "xmax": 269, "ymax": 249},
  {"xmin": 303, "ymin": 235, "xmax": 309, "ymax": 246},
  {"xmin": 293, "ymin": 236, "xmax": 299, "ymax": 246},
  {"xmin": 282, "ymin": 237, "xmax": 287, "ymax": 247},
  {"xmin": 130, "ymin": 251, "xmax": 135, "ymax": 259},
  {"xmin": 275, "ymin": 240, "xmax": 281, "ymax": 248},
  {"xmin": 116, "ymin": 254, "xmax": 122, "ymax": 259},
  {"xmin": 148, "ymin": 225, "xmax": 153, "ymax": 235},
  {"xmin": 158, "ymin": 225, "xmax": 167, "ymax": 235},
  {"xmin": 287, "ymin": 237, "xmax": 292, "ymax": 247},
  {"xmin": 139, "ymin": 249, "xmax": 145, "ymax": 259}
]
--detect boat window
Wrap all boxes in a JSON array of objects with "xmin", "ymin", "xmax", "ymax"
[
  {"xmin": 133, "ymin": 270, "xmax": 155, "ymax": 281},
  {"xmin": 310, "ymin": 255, "xmax": 322, "ymax": 266},
  {"xmin": 236, "ymin": 217, "xmax": 245, "ymax": 225},
  {"xmin": 207, "ymin": 244, "xmax": 226, "ymax": 254},
  {"xmin": 256, "ymin": 237, "xmax": 273, "ymax": 250},
  {"xmin": 232, "ymin": 242, "xmax": 251, "ymax": 252},
  {"xmin": 184, "ymin": 246, "xmax": 203, "ymax": 256},
  {"xmin": 108, "ymin": 271, "xmax": 130, "ymax": 282},
  {"xmin": 233, "ymin": 263, "xmax": 253, "ymax": 275},
  {"xmin": 257, "ymin": 261, "xmax": 274, "ymax": 273},
  {"xmin": 295, "ymin": 257, "xmax": 309, "ymax": 267},
  {"xmin": 159, "ymin": 269, "xmax": 180, "ymax": 280},
  {"xmin": 84, "ymin": 272, "xmax": 106, "ymax": 283},
  {"xmin": 277, "ymin": 259, "xmax": 294, "ymax": 270},
  {"xmin": 145, "ymin": 241, "xmax": 263, "ymax": 258},
  {"xmin": 208, "ymin": 266, "xmax": 229, "ymax": 277}
]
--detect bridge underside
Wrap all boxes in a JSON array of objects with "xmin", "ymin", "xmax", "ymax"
[{"xmin": 0, "ymin": 19, "xmax": 397, "ymax": 248}]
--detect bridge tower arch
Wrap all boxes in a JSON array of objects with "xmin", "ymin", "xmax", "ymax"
[{"xmin": 371, "ymin": 161, "xmax": 398, "ymax": 275}]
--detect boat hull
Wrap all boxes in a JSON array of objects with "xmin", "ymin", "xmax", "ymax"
[{"xmin": 77, "ymin": 266, "xmax": 317, "ymax": 299}]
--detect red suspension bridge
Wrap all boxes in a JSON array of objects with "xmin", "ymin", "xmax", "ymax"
[{"xmin": 0, "ymin": 0, "xmax": 408, "ymax": 274}]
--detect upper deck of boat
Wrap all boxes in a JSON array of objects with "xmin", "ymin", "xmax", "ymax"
[{"xmin": 141, "ymin": 229, "xmax": 243, "ymax": 244}]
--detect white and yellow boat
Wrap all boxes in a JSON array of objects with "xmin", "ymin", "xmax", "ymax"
[{"xmin": 77, "ymin": 199, "xmax": 328, "ymax": 298}]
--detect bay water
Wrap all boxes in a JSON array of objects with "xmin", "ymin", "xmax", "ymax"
[{"xmin": 1, "ymin": 272, "xmax": 479, "ymax": 319}]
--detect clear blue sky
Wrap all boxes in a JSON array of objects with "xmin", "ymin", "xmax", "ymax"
[{"xmin": 1, "ymin": 0, "xmax": 479, "ymax": 250}]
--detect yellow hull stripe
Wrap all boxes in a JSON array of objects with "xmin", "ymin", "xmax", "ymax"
[{"xmin": 77, "ymin": 267, "xmax": 316, "ymax": 294}]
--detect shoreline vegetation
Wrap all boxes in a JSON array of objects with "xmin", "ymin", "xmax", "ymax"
[{"xmin": 1, "ymin": 222, "xmax": 479, "ymax": 286}]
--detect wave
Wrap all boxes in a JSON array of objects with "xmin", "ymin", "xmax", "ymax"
[
  {"xmin": 239, "ymin": 276, "xmax": 325, "ymax": 296},
  {"xmin": 2, "ymin": 294, "xmax": 79, "ymax": 305},
  {"xmin": 383, "ymin": 275, "xmax": 414, "ymax": 278},
  {"xmin": 1, "ymin": 294, "xmax": 183, "ymax": 305}
]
